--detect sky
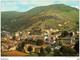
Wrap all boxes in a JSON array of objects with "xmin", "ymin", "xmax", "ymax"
[{"xmin": 1, "ymin": 1, "xmax": 79, "ymax": 12}]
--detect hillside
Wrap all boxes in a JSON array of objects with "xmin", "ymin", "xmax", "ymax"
[{"xmin": 1, "ymin": 4, "xmax": 79, "ymax": 33}]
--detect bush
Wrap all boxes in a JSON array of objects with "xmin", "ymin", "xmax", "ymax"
[
  {"xmin": 53, "ymin": 49, "xmax": 62, "ymax": 56},
  {"xmin": 27, "ymin": 46, "xmax": 33, "ymax": 54},
  {"xmin": 36, "ymin": 39, "xmax": 44, "ymax": 46},
  {"xmin": 17, "ymin": 42, "xmax": 26, "ymax": 52},
  {"xmin": 61, "ymin": 31, "xmax": 69, "ymax": 37},
  {"xmin": 60, "ymin": 46, "xmax": 76, "ymax": 56},
  {"xmin": 74, "ymin": 41, "xmax": 79, "ymax": 53},
  {"xmin": 45, "ymin": 47, "xmax": 51, "ymax": 54}
]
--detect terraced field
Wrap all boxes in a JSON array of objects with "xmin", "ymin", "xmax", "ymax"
[{"xmin": 1, "ymin": 51, "xmax": 29, "ymax": 56}]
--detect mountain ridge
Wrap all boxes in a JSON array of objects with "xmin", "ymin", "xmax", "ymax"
[{"xmin": 1, "ymin": 4, "xmax": 79, "ymax": 33}]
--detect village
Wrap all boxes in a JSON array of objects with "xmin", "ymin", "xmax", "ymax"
[{"xmin": 1, "ymin": 28, "xmax": 79, "ymax": 56}]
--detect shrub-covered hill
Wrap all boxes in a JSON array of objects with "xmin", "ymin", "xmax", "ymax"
[{"xmin": 1, "ymin": 4, "xmax": 79, "ymax": 33}]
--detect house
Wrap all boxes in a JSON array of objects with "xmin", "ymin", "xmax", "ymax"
[
  {"xmin": 1, "ymin": 40, "xmax": 18, "ymax": 52},
  {"xmin": 62, "ymin": 37, "xmax": 75, "ymax": 45},
  {"xmin": 20, "ymin": 34, "xmax": 27, "ymax": 40},
  {"xmin": 63, "ymin": 44, "xmax": 72, "ymax": 47},
  {"xmin": 50, "ymin": 45, "xmax": 61, "ymax": 51},
  {"xmin": 51, "ymin": 36, "xmax": 56, "ymax": 40},
  {"xmin": 42, "ymin": 45, "xmax": 46, "ymax": 47},
  {"xmin": 68, "ymin": 31, "xmax": 75, "ymax": 36},
  {"xmin": 15, "ymin": 32, "xmax": 19, "ymax": 37},
  {"xmin": 58, "ymin": 24, "xmax": 62, "ymax": 27},
  {"xmin": 1, "ymin": 45, "xmax": 8, "ymax": 52},
  {"xmin": 9, "ymin": 46, "xmax": 17, "ymax": 51},
  {"xmin": 16, "ymin": 37, "xmax": 21, "ymax": 40},
  {"xmin": 44, "ymin": 36, "xmax": 56, "ymax": 44},
  {"xmin": 76, "ymin": 31, "xmax": 79, "ymax": 34},
  {"xmin": 27, "ymin": 35, "xmax": 43, "ymax": 40},
  {"xmin": 55, "ymin": 45, "xmax": 61, "ymax": 49},
  {"xmin": 44, "ymin": 35, "xmax": 48, "ymax": 40},
  {"xmin": 50, "ymin": 28, "xmax": 59, "ymax": 33}
]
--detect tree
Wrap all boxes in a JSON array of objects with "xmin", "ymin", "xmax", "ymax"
[
  {"xmin": 12, "ymin": 35, "xmax": 16, "ymax": 40},
  {"xmin": 53, "ymin": 49, "xmax": 61, "ymax": 56},
  {"xmin": 40, "ymin": 47, "xmax": 45, "ymax": 56},
  {"xmin": 74, "ymin": 41, "xmax": 79, "ymax": 53},
  {"xmin": 17, "ymin": 42, "xmax": 26, "ymax": 52},
  {"xmin": 28, "ymin": 38, "xmax": 34, "ymax": 42},
  {"xmin": 51, "ymin": 33, "xmax": 55, "ymax": 35},
  {"xmin": 36, "ymin": 39, "xmax": 44, "ymax": 46},
  {"xmin": 45, "ymin": 47, "xmax": 51, "ymax": 54},
  {"xmin": 61, "ymin": 31, "xmax": 69, "ymax": 37},
  {"xmin": 27, "ymin": 46, "xmax": 33, "ymax": 54},
  {"xmin": 25, "ymin": 38, "xmax": 28, "ymax": 42},
  {"xmin": 60, "ymin": 46, "xmax": 76, "ymax": 56},
  {"xmin": 70, "ymin": 32, "xmax": 73, "ymax": 37},
  {"xmin": 40, "ymin": 47, "xmax": 44, "ymax": 53},
  {"xmin": 56, "ymin": 40, "xmax": 63, "ymax": 46},
  {"xmin": 59, "ymin": 41, "xmax": 63, "ymax": 46}
]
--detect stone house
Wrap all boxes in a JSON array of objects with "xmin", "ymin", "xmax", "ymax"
[
  {"xmin": 62, "ymin": 37, "xmax": 75, "ymax": 45},
  {"xmin": 9, "ymin": 46, "xmax": 17, "ymax": 51}
]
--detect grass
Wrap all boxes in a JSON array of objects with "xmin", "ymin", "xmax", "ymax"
[
  {"xmin": 1, "ymin": 54, "xmax": 7, "ymax": 56},
  {"xmin": 27, "ymin": 53, "xmax": 38, "ymax": 56}
]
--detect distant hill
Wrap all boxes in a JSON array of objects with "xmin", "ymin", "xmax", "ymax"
[{"xmin": 1, "ymin": 4, "xmax": 79, "ymax": 33}]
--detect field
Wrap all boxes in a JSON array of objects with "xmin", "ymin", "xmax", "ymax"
[
  {"xmin": 27, "ymin": 53, "xmax": 38, "ymax": 56},
  {"xmin": 1, "ymin": 51, "xmax": 29, "ymax": 56}
]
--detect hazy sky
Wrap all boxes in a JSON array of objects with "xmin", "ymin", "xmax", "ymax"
[{"xmin": 1, "ymin": 1, "xmax": 79, "ymax": 12}]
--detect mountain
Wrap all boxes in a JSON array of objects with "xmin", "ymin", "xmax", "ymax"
[{"xmin": 1, "ymin": 4, "xmax": 79, "ymax": 33}]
